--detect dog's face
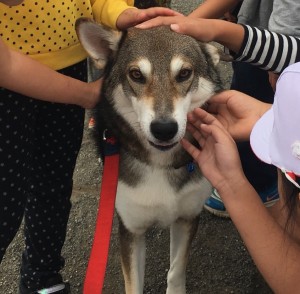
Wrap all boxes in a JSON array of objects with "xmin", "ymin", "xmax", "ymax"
[{"xmin": 76, "ymin": 18, "xmax": 223, "ymax": 154}]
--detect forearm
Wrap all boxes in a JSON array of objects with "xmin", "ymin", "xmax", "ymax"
[
  {"xmin": 189, "ymin": 0, "xmax": 241, "ymax": 19},
  {"xmin": 234, "ymin": 25, "xmax": 300, "ymax": 74},
  {"xmin": 0, "ymin": 43, "xmax": 99, "ymax": 108},
  {"xmin": 208, "ymin": 19, "xmax": 245, "ymax": 53},
  {"xmin": 219, "ymin": 180, "xmax": 300, "ymax": 293}
]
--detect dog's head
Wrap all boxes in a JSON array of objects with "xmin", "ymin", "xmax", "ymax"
[{"xmin": 76, "ymin": 18, "xmax": 224, "ymax": 159}]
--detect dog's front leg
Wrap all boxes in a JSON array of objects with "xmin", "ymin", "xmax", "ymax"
[
  {"xmin": 166, "ymin": 217, "xmax": 200, "ymax": 294},
  {"xmin": 119, "ymin": 219, "xmax": 146, "ymax": 294}
]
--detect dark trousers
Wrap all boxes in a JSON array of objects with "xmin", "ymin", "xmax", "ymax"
[
  {"xmin": 231, "ymin": 62, "xmax": 277, "ymax": 192},
  {"xmin": 0, "ymin": 60, "xmax": 86, "ymax": 290}
]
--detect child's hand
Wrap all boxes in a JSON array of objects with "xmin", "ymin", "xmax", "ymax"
[
  {"xmin": 181, "ymin": 108, "xmax": 244, "ymax": 190},
  {"xmin": 116, "ymin": 7, "xmax": 182, "ymax": 30},
  {"xmin": 136, "ymin": 15, "xmax": 216, "ymax": 43},
  {"xmin": 207, "ymin": 90, "xmax": 271, "ymax": 141}
]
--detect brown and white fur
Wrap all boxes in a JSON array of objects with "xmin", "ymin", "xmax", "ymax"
[{"xmin": 76, "ymin": 18, "xmax": 226, "ymax": 294}]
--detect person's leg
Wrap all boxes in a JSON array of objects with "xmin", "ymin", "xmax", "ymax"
[
  {"xmin": 205, "ymin": 62, "xmax": 278, "ymax": 217},
  {"xmin": 19, "ymin": 61, "xmax": 86, "ymax": 293},
  {"xmin": 0, "ymin": 89, "xmax": 35, "ymax": 262},
  {"xmin": 232, "ymin": 62, "xmax": 278, "ymax": 192}
]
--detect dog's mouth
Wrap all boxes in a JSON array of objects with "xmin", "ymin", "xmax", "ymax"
[{"xmin": 149, "ymin": 141, "xmax": 178, "ymax": 151}]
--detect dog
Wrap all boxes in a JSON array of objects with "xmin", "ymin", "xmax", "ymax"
[{"xmin": 76, "ymin": 18, "xmax": 226, "ymax": 294}]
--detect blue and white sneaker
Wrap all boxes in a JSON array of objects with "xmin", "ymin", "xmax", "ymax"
[
  {"xmin": 204, "ymin": 183, "xmax": 279, "ymax": 218},
  {"xmin": 204, "ymin": 189, "xmax": 229, "ymax": 217}
]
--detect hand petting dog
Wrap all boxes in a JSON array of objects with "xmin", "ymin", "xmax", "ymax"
[{"xmin": 117, "ymin": 7, "xmax": 182, "ymax": 30}]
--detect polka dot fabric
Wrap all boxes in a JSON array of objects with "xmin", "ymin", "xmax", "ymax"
[
  {"xmin": 0, "ymin": 0, "xmax": 93, "ymax": 69},
  {"xmin": 0, "ymin": 60, "xmax": 86, "ymax": 291}
]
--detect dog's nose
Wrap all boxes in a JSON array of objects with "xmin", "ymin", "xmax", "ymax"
[{"xmin": 150, "ymin": 119, "xmax": 178, "ymax": 141}]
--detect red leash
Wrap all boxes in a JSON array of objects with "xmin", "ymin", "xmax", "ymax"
[{"xmin": 83, "ymin": 132, "xmax": 119, "ymax": 294}]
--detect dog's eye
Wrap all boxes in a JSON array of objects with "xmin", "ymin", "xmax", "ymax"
[
  {"xmin": 129, "ymin": 69, "xmax": 145, "ymax": 83},
  {"xmin": 176, "ymin": 68, "xmax": 192, "ymax": 82}
]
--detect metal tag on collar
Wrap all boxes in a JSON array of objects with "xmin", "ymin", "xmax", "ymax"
[{"xmin": 103, "ymin": 129, "xmax": 119, "ymax": 156}]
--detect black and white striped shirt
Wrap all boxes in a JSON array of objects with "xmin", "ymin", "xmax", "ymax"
[{"xmin": 234, "ymin": 25, "xmax": 300, "ymax": 74}]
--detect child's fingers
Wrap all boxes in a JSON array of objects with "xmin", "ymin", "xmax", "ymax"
[
  {"xmin": 188, "ymin": 108, "xmax": 224, "ymax": 129},
  {"xmin": 136, "ymin": 16, "xmax": 180, "ymax": 29},
  {"xmin": 201, "ymin": 123, "xmax": 234, "ymax": 146},
  {"xmin": 181, "ymin": 138, "xmax": 201, "ymax": 161},
  {"xmin": 142, "ymin": 7, "xmax": 182, "ymax": 18},
  {"xmin": 186, "ymin": 123, "xmax": 207, "ymax": 147}
]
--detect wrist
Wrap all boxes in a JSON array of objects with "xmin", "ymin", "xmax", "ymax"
[
  {"xmin": 85, "ymin": 79, "xmax": 102, "ymax": 109},
  {"xmin": 212, "ymin": 20, "xmax": 244, "ymax": 53},
  {"xmin": 214, "ymin": 172, "xmax": 250, "ymax": 200},
  {"xmin": 116, "ymin": 8, "xmax": 137, "ymax": 30},
  {"xmin": 68, "ymin": 80, "xmax": 94, "ymax": 109},
  {"xmin": 215, "ymin": 175, "xmax": 264, "ymax": 222}
]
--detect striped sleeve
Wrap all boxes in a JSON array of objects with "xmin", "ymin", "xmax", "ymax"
[{"xmin": 233, "ymin": 25, "xmax": 300, "ymax": 74}]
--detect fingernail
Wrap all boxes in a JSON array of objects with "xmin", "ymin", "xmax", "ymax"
[{"xmin": 170, "ymin": 24, "xmax": 179, "ymax": 31}]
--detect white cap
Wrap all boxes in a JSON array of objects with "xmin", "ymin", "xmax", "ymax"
[{"xmin": 250, "ymin": 62, "xmax": 300, "ymax": 184}]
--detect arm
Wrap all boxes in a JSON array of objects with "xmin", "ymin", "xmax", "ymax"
[
  {"xmin": 137, "ymin": 17, "xmax": 300, "ymax": 74},
  {"xmin": 0, "ymin": 38, "xmax": 101, "ymax": 108},
  {"xmin": 181, "ymin": 108, "xmax": 300, "ymax": 293},
  {"xmin": 91, "ymin": 0, "xmax": 180, "ymax": 30},
  {"xmin": 234, "ymin": 25, "xmax": 300, "ymax": 74},
  {"xmin": 137, "ymin": 17, "xmax": 245, "ymax": 53},
  {"xmin": 189, "ymin": 0, "xmax": 241, "ymax": 19},
  {"xmin": 116, "ymin": 7, "xmax": 182, "ymax": 30},
  {"xmin": 218, "ymin": 176, "xmax": 300, "ymax": 294}
]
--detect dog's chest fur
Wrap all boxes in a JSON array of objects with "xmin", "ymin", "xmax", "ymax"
[{"xmin": 116, "ymin": 159, "xmax": 211, "ymax": 234}]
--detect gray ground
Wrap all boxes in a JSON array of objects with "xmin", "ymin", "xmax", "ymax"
[{"xmin": 0, "ymin": 1, "xmax": 274, "ymax": 293}]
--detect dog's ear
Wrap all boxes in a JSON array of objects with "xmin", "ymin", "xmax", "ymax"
[
  {"xmin": 204, "ymin": 43, "xmax": 233, "ymax": 66},
  {"xmin": 75, "ymin": 17, "xmax": 122, "ymax": 69}
]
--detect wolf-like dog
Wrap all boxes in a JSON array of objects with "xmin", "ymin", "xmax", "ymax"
[{"xmin": 76, "ymin": 18, "xmax": 225, "ymax": 294}]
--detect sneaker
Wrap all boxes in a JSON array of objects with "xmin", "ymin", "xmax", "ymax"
[
  {"xmin": 204, "ymin": 183, "xmax": 279, "ymax": 218},
  {"xmin": 35, "ymin": 282, "xmax": 70, "ymax": 294},
  {"xmin": 88, "ymin": 117, "xmax": 96, "ymax": 129},
  {"xmin": 19, "ymin": 276, "xmax": 70, "ymax": 294},
  {"xmin": 258, "ymin": 183, "xmax": 280, "ymax": 207},
  {"xmin": 204, "ymin": 189, "xmax": 229, "ymax": 218}
]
